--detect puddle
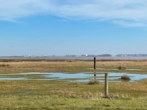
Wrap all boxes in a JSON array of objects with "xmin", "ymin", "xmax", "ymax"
[
  {"xmin": 0, "ymin": 72, "xmax": 147, "ymax": 82},
  {"xmin": 20, "ymin": 72, "xmax": 147, "ymax": 82},
  {"xmin": 0, "ymin": 78, "xmax": 27, "ymax": 80},
  {"xmin": 88, "ymin": 68, "xmax": 106, "ymax": 70},
  {"xmin": 20, "ymin": 72, "xmax": 52, "ymax": 75},
  {"xmin": 126, "ymin": 69, "xmax": 142, "ymax": 70},
  {"xmin": 87, "ymin": 68, "xmax": 143, "ymax": 71}
]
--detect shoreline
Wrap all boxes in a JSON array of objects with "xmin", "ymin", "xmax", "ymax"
[{"xmin": 1, "ymin": 58, "xmax": 147, "ymax": 62}]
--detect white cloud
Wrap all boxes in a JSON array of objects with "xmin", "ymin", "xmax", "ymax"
[{"xmin": 0, "ymin": 0, "xmax": 147, "ymax": 26}]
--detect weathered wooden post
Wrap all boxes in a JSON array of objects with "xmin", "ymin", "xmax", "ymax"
[
  {"xmin": 94, "ymin": 57, "xmax": 96, "ymax": 69},
  {"xmin": 94, "ymin": 57, "xmax": 97, "ymax": 82},
  {"xmin": 94, "ymin": 57, "xmax": 96, "ymax": 81},
  {"xmin": 105, "ymin": 73, "xmax": 108, "ymax": 97},
  {"xmin": 94, "ymin": 72, "xmax": 96, "ymax": 80}
]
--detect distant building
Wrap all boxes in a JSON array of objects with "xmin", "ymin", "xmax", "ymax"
[
  {"xmin": 116, "ymin": 54, "xmax": 147, "ymax": 57},
  {"xmin": 98, "ymin": 54, "xmax": 112, "ymax": 57},
  {"xmin": 66, "ymin": 55, "xmax": 77, "ymax": 57},
  {"xmin": 81, "ymin": 54, "xmax": 88, "ymax": 57}
]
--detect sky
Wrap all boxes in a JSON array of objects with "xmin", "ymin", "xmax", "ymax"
[{"xmin": 1, "ymin": 0, "xmax": 147, "ymax": 56}]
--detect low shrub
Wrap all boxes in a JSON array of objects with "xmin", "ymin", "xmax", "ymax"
[
  {"xmin": 118, "ymin": 66, "xmax": 126, "ymax": 70},
  {"xmin": 0, "ymin": 64, "xmax": 10, "ymax": 67},
  {"xmin": 88, "ymin": 79, "xmax": 99, "ymax": 85},
  {"xmin": 121, "ymin": 75, "xmax": 130, "ymax": 80}
]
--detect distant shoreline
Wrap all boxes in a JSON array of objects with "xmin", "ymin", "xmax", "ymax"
[
  {"xmin": 1, "ymin": 56, "xmax": 147, "ymax": 61},
  {"xmin": 1, "ymin": 58, "xmax": 147, "ymax": 62}
]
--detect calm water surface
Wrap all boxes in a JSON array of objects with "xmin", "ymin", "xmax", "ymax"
[{"xmin": 0, "ymin": 72, "xmax": 147, "ymax": 82}]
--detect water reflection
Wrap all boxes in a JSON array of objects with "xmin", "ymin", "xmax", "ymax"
[
  {"xmin": 0, "ymin": 72, "xmax": 147, "ymax": 82},
  {"xmin": 87, "ymin": 68, "xmax": 143, "ymax": 71},
  {"xmin": 94, "ymin": 72, "xmax": 96, "ymax": 81},
  {"xmin": 0, "ymin": 78, "xmax": 27, "ymax": 80}
]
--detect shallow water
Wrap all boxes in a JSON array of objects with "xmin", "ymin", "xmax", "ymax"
[
  {"xmin": 87, "ymin": 68, "xmax": 142, "ymax": 71},
  {"xmin": 0, "ymin": 72, "xmax": 147, "ymax": 82},
  {"xmin": 0, "ymin": 77, "xmax": 27, "ymax": 80}
]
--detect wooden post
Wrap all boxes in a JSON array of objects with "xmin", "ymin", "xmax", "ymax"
[
  {"xmin": 94, "ymin": 57, "xmax": 97, "ymax": 81},
  {"xmin": 105, "ymin": 73, "xmax": 108, "ymax": 97},
  {"xmin": 94, "ymin": 57, "xmax": 96, "ymax": 69},
  {"xmin": 94, "ymin": 72, "xmax": 96, "ymax": 81}
]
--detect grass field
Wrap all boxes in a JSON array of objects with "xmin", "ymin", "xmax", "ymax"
[
  {"xmin": 1, "ymin": 60, "xmax": 147, "ymax": 73},
  {"xmin": 0, "ymin": 60, "xmax": 147, "ymax": 109}
]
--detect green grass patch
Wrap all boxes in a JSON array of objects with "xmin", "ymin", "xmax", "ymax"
[
  {"xmin": 0, "ymin": 61, "xmax": 147, "ymax": 109},
  {"xmin": 0, "ymin": 96, "xmax": 147, "ymax": 110}
]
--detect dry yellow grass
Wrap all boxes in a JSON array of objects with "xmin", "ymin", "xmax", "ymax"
[
  {"xmin": 0, "ymin": 60, "xmax": 147, "ymax": 109},
  {"xmin": 1, "ymin": 60, "xmax": 147, "ymax": 73}
]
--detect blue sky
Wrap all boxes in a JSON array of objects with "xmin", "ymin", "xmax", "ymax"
[{"xmin": 1, "ymin": 0, "xmax": 147, "ymax": 56}]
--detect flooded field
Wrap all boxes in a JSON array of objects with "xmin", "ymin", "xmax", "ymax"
[
  {"xmin": 87, "ymin": 68, "xmax": 143, "ymax": 71},
  {"xmin": 0, "ymin": 72, "xmax": 147, "ymax": 82}
]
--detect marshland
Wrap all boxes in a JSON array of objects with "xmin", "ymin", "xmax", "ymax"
[{"xmin": 0, "ymin": 59, "xmax": 147, "ymax": 109}]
